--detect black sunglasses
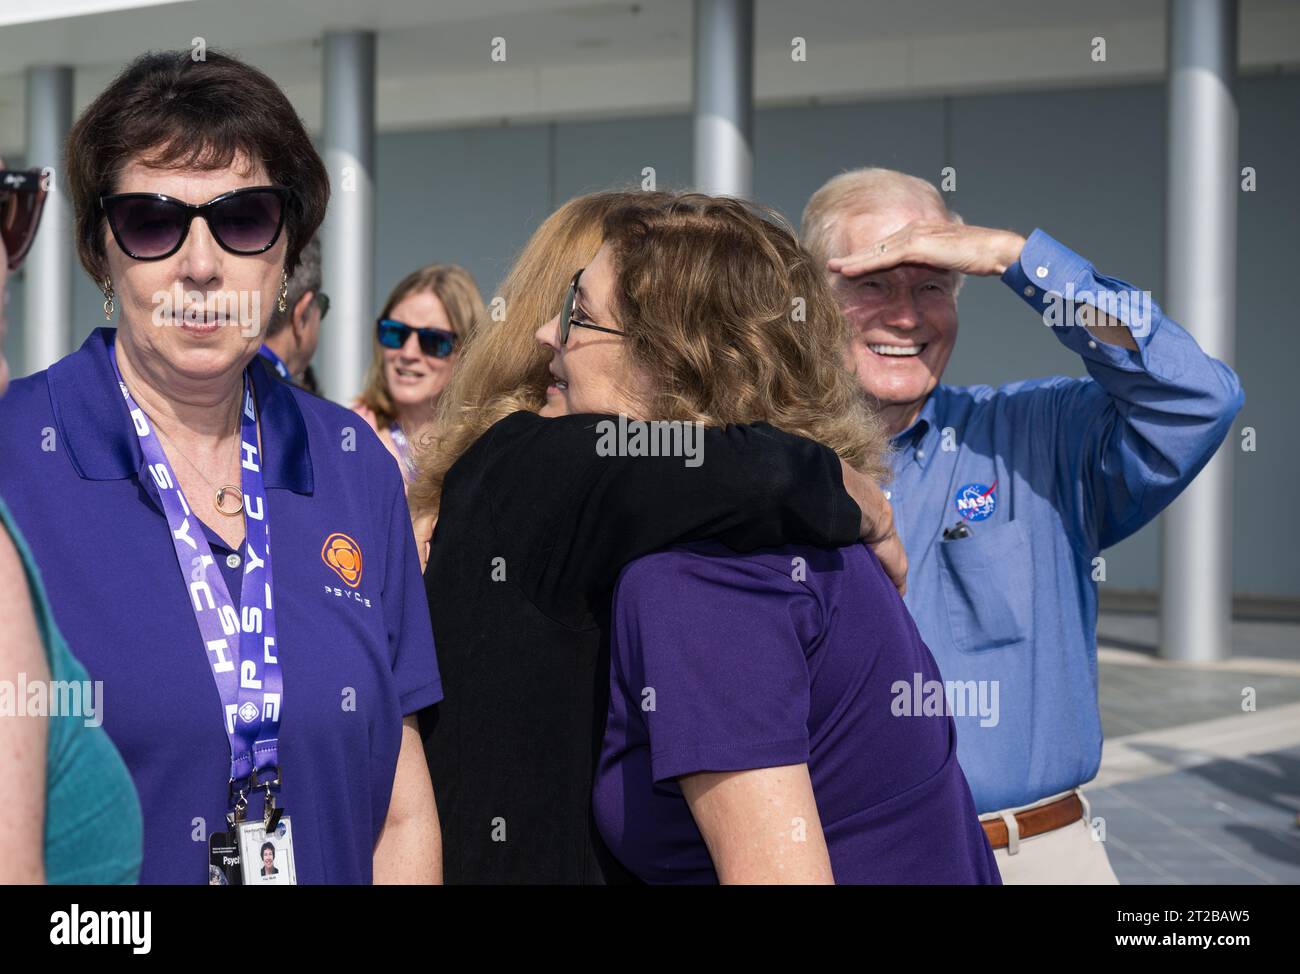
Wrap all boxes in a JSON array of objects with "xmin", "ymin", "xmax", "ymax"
[
  {"xmin": 315, "ymin": 292, "xmax": 330, "ymax": 320},
  {"xmin": 560, "ymin": 268, "xmax": 624, "ymax": 346},
  {"xmin": 1, "ymin": 169, "xmax": 49, "ymax": 271},
  {"xmin": 377, "ymin": 318, "xmax": 457, "ymax": 358},
  {"xmin": 100, "ymin": 185, "xmax": 290, "ymax": 261}
]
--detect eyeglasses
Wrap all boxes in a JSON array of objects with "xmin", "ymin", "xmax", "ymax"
[
  {"xmin": 376, "ymin": 318, "xmax": 457, "ymax": 359},
  {"xmin": 0, "ymin": 169, "xmax": 49, "ymax": 271},
  {"xmin": 560, "ymin": 268, "xmax": 624, "ymax": 346},
  {"xmin": 100, "ymin": 185, "xmax": 290, "ymax": 261},
  {"xmin": 315, "ymin": 292, "xmax": 329, "ymax": 320}
]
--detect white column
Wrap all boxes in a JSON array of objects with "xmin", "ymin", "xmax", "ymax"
[
  {"xmin": 1160, "ymin": 0, "xmax": 1238, "ymax": 662},
  {"xmin": 23, "ymin": 65, "xmax": 74, "ymax": 375},
  {"xmin": 320, "ymin": 31, "xmax": 376, "ymax": 404},
  {"xmin": 692, "ymin": 0, "xmax": 754, "ymax": 198}
]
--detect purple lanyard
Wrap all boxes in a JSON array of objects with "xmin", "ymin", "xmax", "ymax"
[
  {"xmin": 389, "ymin": 422, "xmax": 414, "ymax": 482},
  {"xmin": 258, "ymin": 344, "xmax": 290, "ymax": 380},
  {"xmin": 109, "ymin": 342, "xmax": 282, "ymax": 801}
]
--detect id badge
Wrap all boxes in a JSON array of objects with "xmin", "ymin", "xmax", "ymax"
[
  {"xmin": 209, "ymin": 831, "xmax": 243, "ymax": 886},
  {"xmin": 237, "ymin": 815, "xmax": 297, "ymax": 885}
]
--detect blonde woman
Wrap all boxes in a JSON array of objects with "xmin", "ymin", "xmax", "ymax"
[
  {"xmin": 354, "ymin": 264, "xmax": 485, "ymax": 481},
  {"xmin": 412, "ymin": 190, "xmax": 904, "ymax": 884}
]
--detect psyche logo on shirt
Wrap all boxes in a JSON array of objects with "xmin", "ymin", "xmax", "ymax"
[{"xmin": 321, "ymin": 532, "xmax": 364, "ymax": 588}]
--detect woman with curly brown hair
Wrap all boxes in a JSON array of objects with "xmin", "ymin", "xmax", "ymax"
[
  {"xmin": 568, "ymin": 194, "xmax": 998, "ymax": 884},
  {"xmin": 414, "ymin": 189, "xmax": 905, "ymax": 884}
]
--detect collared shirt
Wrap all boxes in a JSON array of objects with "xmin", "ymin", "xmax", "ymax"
[
  {"xmin": 889, "ymin": 230, "xmax": 1243, "ymax": 814},
  {"xmin": 0, "ymin": 328, "xmax": 441, "ymax": 884},
  {"xmin": 596, "ymin": 540, "xmax": 1000, "ymax": 885}
]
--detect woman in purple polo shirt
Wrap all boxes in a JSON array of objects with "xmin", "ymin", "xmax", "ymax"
[
  {"xmin": 548, "ymin": 195, "xmax": 1000, "ymax": 883},
  {"xmin": 0, "ymin": 51, "xmax": 442, "ymax": 884}
]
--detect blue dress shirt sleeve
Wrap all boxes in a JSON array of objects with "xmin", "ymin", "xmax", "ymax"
[{"xmin": 1000, "ymin": 229, "xmax": 1245, "ymax": 551}]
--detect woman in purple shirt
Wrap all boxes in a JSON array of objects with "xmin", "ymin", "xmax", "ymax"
[
  {"xmin": 0, "ymin": 50, "xmax": 441, "ymax": 884},
  {"xmin": 536, "ymin": 194, "xmax": 999, "ymax": 883}
]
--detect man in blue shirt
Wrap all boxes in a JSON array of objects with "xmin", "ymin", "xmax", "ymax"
[{"xmin": 802, "ymin": 168, "xmax": 1243, "ymax": 883}]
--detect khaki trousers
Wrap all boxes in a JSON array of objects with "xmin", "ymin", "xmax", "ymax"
[{"xmin": 984, "ymin": 789, "xmax": 1120, "ymax": 885}]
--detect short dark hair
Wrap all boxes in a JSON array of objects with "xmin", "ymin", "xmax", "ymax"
[
  {"xmin": 260, "ymin": 841, "xmax": 275, "ymax": 857},
  {"xmin": 65, "ymin": 49, "xmax": 330, "ymax": 284}
]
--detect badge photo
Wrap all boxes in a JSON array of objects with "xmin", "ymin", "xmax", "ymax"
[{"xmin": 237, "ymin": 817, "xmax": 297, "ymax": 885}]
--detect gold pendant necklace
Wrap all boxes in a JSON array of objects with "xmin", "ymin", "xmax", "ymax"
[
  {"xmin": 214, "ymin": 485, "xmax": 245, "ymax": 517},
  {"xmin": 153, "ymin": 407, "xmax": 245, "ymax": 517}
]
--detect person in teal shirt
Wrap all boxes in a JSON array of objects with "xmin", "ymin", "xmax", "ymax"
[
  {"xmin": 0, "ymin": 158, "xmax": 141, "ymax": 884},
  {"xmin": 0, "ymin": 499, "xmax": 143, "ymax": 884}
]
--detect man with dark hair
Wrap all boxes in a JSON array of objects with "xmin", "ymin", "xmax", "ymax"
[{"xmin": 259, "ymin": 234, "xmax": 326, "ymax": 388}]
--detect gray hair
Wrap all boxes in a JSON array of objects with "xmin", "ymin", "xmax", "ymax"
[
  {"xmin": 801, "ymin": 167, "xmax": 962, "ymax": 265},
  {"xmin": 266, "ymin": 234, "xmax": 322, "ymax": 337}
]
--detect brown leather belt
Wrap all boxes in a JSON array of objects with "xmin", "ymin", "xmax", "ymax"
[{"xmin": 981, "ymin": 793, "xmax": 1083, "ymax": 850}]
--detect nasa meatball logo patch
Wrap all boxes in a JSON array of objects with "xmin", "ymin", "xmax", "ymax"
[{"xmin": 954, "ymin": 481, "xmax": 998, "ymax": 522}]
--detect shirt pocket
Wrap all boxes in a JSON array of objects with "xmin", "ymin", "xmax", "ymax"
[{"xmin": 937, "ymin": 518, "xmax": 1033, "ymax": 653}]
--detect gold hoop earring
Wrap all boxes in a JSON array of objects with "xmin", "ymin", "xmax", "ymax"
[
  {"xmin": 277, "ymin": 270, "xmax": 289, "ymax": 314},
  {"xmin": 102, "ymin": 277, "xmax": 115, "ymax": 320}
]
